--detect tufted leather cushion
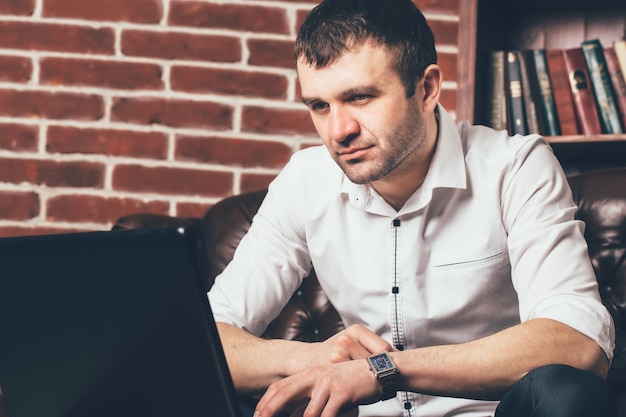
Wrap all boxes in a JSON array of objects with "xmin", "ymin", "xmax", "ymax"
[{"xmin": 567, "ymin": 168, "xmax": 626, "ymax": 408}]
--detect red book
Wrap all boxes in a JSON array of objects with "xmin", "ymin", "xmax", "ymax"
[
  {"xmin": 545, "ymin": 49, "xmax": 579, "ymax": 135},
  {"xmin": 604, "ymin": 45, "xmax": 626, "ymax": 131},
  {"xmin": 561, "ymin": 47, "xmax": 602, "ymax": 135}
]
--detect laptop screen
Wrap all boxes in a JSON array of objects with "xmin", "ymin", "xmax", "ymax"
[{"xmin": 0, "ymin": 227, "xmax": 241, "ymax": 417}]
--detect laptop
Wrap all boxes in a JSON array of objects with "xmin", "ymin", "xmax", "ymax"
[{"xmin": 0, "ymin": 226, "xmax": 242, "ymax": 417}]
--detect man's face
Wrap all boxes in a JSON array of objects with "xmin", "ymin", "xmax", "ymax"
[{"xmin": 297, "ymin": 42, "xmax": 428, "ymax": 185}]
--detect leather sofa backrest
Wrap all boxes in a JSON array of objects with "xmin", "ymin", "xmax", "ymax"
[{"xmin": 567, "ymin": 168, "xmax": 626, "ymax": 392}]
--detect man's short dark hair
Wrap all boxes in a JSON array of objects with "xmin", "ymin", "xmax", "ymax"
[{"xmin": 295, "ymin": 0, "xmax": 437, "ymax": 97}]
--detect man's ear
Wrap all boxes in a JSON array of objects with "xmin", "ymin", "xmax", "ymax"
[{"xmin": 420, "ymin": 64, "xmax": 442, "ymax": 112}]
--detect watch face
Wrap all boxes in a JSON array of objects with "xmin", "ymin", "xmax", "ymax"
[{"xmin": 370, "ymin": 353, "xmax": 394, "ymax": 372}]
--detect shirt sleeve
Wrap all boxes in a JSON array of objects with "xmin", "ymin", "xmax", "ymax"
[
  {"xmin": 501, "ymin": 136, "xmax": 615, "ymax": 362},
  {"xmin": 207, "ymin": 160, "xmax": 313, "ymax": 337}
]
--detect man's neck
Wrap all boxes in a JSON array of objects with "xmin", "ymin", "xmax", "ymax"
[{"xmin": 371, "ymin": 110, "xmax": 440, "ymax": 211}]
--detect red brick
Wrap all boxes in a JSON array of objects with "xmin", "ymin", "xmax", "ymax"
[
  {"xmin": 0, "ymin": 21, "xmax": 114, "ymax": 54},
  {"xmin": 242, "ymin": 106, "xmax": 316, "ymax": 136},
  {"xmin": 47, "ymin": 126, "xmax": 168, "ymax": 159},
  {"xmin": 171, "ymin": 66, "xmax": 288, "ymax": 99},
  {"xmin": 438, "ymin": 51, "xmax": 457, "ymax": 83},
  {"xmin": 122, "ymin": 30, "xmax": 240, "ymax": 63},
  {"xmin": 414, "ymin": 0, "xmax": 459, "ymax": 14},
  {"xmin": 47, "ymin": 194, "xmax": 169, "ymax": 224},
  {"xmin": 176, "ymin": 136, "xmax": 292, "ymax": 168},
  {"xmin": 0, "ymin": 191, "xmax": 39, "ymax": 220},
  {"xmin": 176, "ymin": 202, "xmax": 213, "ymax": 218},
  {"xmin": 0, "ymin": 89, "xmax": 104, "ymax": 121},
  {"xmin": 0, "ymin": 56, "xmax": 32, "ymax": 83},
  {"xmin": 0, "ymin": 0, "xmax": 35, "ymax": 15},
  {"xmin": 247, "ymin": 38, "xmax": 296, "ymax": 69},
  {"xmin": 43, "ymin": 0, "xmax": 162, "ymax": 24},
  {"xmin": 112, "ymin": 164, "xmax": 233, "ymax": 197},
  {"xmin": 111, "ymin": 97, "xmax": 233, "ymax": 130},
  {"xmin": 40, "ymin": 58, "xmax": 163, "ymax": 90},
  {"xmin": 0, "ymin": 158, "xmax": 105, "ymax": 188},
  {"xmin": 295, "ymin": 9, "xmax": 311, "ymax": 32},
  {"xmin": 240, "ymin": 173, "xmax": 276, "ymax": 193},
  {"xmin": 430, "ymin": 20, "xmax": 459, "ymax": 46},
  {"xmin": 440, "ymin": 89, "xmax": 457, "ymax": 114},
  {"xmin": 0, "ymin": 226, "xmax": 89, "ymax": 238},
  {"xmin": 0, "ymin": 123, "xmax": 38, "ymax": 151},
  {"xmin": 169, "ymin": 2, "xmax": 289, "ymax": 35}
]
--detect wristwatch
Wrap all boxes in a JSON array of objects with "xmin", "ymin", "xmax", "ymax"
[{"xmin": 367, "ymin": 352, "xmax": 398, "ymax": 401}]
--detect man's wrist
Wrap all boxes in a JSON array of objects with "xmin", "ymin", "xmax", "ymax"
[{"xmin": 367, "ymin": 352, "xmax": 398, "ymax": 401}]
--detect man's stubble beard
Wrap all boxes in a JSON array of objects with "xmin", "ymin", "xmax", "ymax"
[{"xmin": 335, "ymin": 108, "xmax": 427, "ymax": 185}]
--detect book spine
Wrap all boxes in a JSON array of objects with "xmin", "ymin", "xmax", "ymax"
[
  {"xmin": 505, "ymin": 50, "xmax": 527, "ymax": 136},
  {"xmin": 604, "ymin": 45, "xmax": 626, "ymax": 131},
  {"xmin": 485, "ymin": 50, "xmax": 507, "ymax": 131},
  {"xmin": 581, "ymin": 39, "xmax": 624, "ymax": 134},
  {"xmin": 531, "ymin": 49, "xmax": 560, "ymax": 136},
  {"xmin": 614, "ymin": 40, "xmax": 626, "ymax": 83},
  {"xmin": 517, "ymin": 50, "xmax": 541, "ymax": 134},
  {"xmin": 546, "ymin": 49, "xmax": 579, "ymax": 135},
  {"xmin": 561, "ymin": 47, "xmax": 602, "ymax": 135}
]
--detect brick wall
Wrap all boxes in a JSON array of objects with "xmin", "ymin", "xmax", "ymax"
[{"xmin": 0, "ymin": 0, "xmax": 461, "ymax": 236}]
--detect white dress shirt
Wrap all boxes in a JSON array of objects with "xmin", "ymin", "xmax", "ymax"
[{"xmin": 208, "ymin": 106, "xmax": 615, "ymax": 417}]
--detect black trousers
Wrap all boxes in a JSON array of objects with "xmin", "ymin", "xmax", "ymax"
[
  {"xmin": 495, "ymin": 364, "xmax": 617, "ymax": 417},
  {"xmin": 238, "ymin": 364, "xmax": 617, "ymax": 417}
]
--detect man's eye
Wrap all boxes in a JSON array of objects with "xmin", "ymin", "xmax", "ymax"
[
  {"xmin": 352, "ymin": 94, "xmax": 370, "ymax": 102},
  {"xmin": 311, "ymin": 102, "xmax": 329, "ymax": 111}
]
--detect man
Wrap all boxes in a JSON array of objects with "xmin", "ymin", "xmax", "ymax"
[{"xmin": 208, "ymin": 0, "xmax": 616, "ymax": 416}]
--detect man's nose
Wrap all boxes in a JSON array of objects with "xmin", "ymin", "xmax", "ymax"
[{"xmin": 327, "ymin": 107, "xmax": 359, "ymax": 143}]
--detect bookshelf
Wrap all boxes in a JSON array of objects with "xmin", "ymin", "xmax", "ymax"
[{"xmin": 457, "ymin": 0, "xmax": 626, "ymax": 172}]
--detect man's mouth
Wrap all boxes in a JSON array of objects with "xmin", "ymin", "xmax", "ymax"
[{"xmin": 338, "ymin": 145, "xmax": 373, "ymax": 161}]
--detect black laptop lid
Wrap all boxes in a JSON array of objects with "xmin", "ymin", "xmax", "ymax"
[{"xmin": 0, "ymin": 227, "xmax": 241, "ymax": 417}]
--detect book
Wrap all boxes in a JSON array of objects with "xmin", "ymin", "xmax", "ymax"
[
  {"xmin": 604, "ymin": 45, "xmax": 626, "ymax": 131},
  {"xmin": 505, "ymin": 50, "xmax": 527, "ymax": 135},
  {"xmin": 545, "ymin": 49, "xmax": 579, "ymax": 135},
  {"xmin": 485, "ymin": 50, "xmax": 507, "ymax": 131},
  {"xmin": 561, "ymin": 47, "xmax": 602, "ymax": 135},
  {"xmin": 517, "ymin": 50, "xmax": 541, "ymax": 134},
  {"xmin": 581, "ymin": 39, "xmax": 623, "ymax": 134},
  {"xmin": 614, "ymin": 40, "xmax": 626, "ymax": 84},
  {"xmin": 530, "ymin": 49, "xmax": 560, "ymax": 136}
]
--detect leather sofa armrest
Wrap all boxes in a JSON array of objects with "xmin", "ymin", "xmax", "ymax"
[{"xmin": 113, "ymin": 213, "xmax": 201, "ymax": 231}]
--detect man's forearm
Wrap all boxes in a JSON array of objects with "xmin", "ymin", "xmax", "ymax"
[
  {"xmin": 216, "ymin": 322, "xmax": 313, "ymax": 395},
  {"xmin": 392, "ymin": 318, "xmax": 609, "ymax": 401}
]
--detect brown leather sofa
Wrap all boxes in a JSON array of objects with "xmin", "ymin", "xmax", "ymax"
[{"xmin": 1, "ymin": 167, "xmax": 623, "ymax": 416}]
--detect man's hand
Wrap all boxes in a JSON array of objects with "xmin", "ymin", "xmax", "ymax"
[
  {"xmin": 254, "ymin": 358, "xmax": 381, "ymax": 417},
  {"xmin": 252, "ymin": 324, "xmax": 394, "ymax": 417},
  {"xmin": 310, "ymin": 324, "xmax": 395, "ymax": 365}
]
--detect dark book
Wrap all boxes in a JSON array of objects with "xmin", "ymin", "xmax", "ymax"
[
  {"xmin": 485, "ymin": 50, "xmax": 507, "ymax": 131},
  {"xmin": 530, "ymin": 49, "xmax": 560, "ymax": 136},
  {"xmin": 604, "ymin": 45, "xmax": 626, "ymax": 131},
  {"xmin": 581, "ymin": 39, "xmax": 623, "ymax": 134},
  {"xmin": 562, "ymin": 47, "xmax": 602, "ymax": 135},
  {"xmin": 517, "ymin": 50, "xmax": 541, "ymax": 134},
  {"xmin": 505, "ymin": 50, "xmax": 527, "ymax": 135},
  {"xmin": 546, "ymin": 49, "xmax": 579, "ymax": 135}
]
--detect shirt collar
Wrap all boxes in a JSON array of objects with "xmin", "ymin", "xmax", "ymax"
[{"xmin": 340, "ymin": 105, "xmax": 467, "ymax": 215}]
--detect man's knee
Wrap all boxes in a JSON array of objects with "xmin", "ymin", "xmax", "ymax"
[{"xmin": 495, "ymin": 364, "xmax": 617, "ymax": 417}]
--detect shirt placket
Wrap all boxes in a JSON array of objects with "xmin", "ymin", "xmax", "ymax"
[{"xmin": 389, "ymin": 217, "xmax": 419, "ymax": 417}]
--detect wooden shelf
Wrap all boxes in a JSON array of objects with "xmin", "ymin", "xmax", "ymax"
[
  {"xmin": 546, "ymin": 134, "xmax": 626, "ymax": 144},
  {"xmin": 456, "ymin": 0, "xmax": 626, "ymax": 170}
]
